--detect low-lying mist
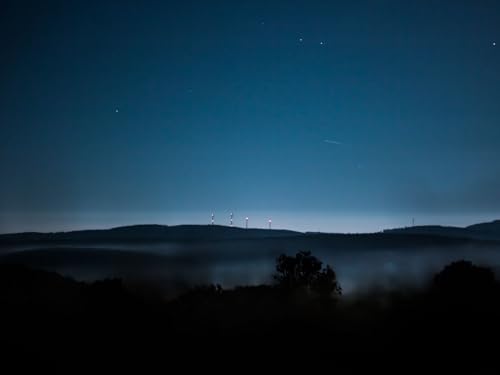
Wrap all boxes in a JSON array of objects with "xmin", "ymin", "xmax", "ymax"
[{"xmin": 3, "ymin": 241, "xmax": 500, "ymax": 298}]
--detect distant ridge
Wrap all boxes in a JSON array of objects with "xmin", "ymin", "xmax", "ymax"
[
  {"xmin": 1, "ymin": 219, "xmax": 500, "ymax": 247},
  {"xmin": 0, "ymin": 224, "xmax": 302, "ymax": 245},
  {"xmin": 467, "ymin": 220, "xmax": 500, "ymax": 233},
  {"xmin": 384, "ymin": 219, "xmax": 500, "ymax": 241}
]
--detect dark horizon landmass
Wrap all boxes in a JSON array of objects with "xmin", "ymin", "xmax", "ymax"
[
  {"xmin": 2, "ymin": 219, "xmax": 500, "ymax": 296},
  {"xmin": 2, "ymin": 217, "xmax": 500, "ymax": 241},
  {"xmin": 1, "ymin": 221, "xmax": 500, "ymax": 371}
]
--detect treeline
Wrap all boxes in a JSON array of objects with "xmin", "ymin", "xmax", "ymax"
[{"xmin": 0, "ymin": 252, "xmax": 499, "ymax": 372}]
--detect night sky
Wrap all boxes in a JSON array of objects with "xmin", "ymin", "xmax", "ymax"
[{"xmin": 1, "ymin": 0, "xmax": 500, "ymax": 233}]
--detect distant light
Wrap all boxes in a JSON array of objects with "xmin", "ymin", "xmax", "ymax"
[
  {"xmin": 494, "ymin": 42, "xmax": 497, "ymax": 47},
  {"xmin": 320, "ymin": 41, "xmax": 324, "ymax": 45},
  {"xmin": 299, "ymin": 38, "xmax": 303, "ymax": 42},
  {"xmin": 115, "ymin": 108, "xmax": 119, "ymax": 113}
]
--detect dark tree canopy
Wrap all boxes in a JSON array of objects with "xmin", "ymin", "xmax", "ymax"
[
  {"xmin": 432, "ymin": 260, "xmax": 497, "ymax": 297},
  {"xmin": 274, "ymin": 251, "xmax": 341, "ymax": 297}
]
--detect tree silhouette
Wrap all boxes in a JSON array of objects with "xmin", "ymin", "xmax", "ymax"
[
  {"xmin": 433, "ymin": 260, "xmax": 496, "ymax": 293},
  {"xmin": 312, "ymin": 265, "xmax": 342, "ymax": 297},
  {"xmin": 274, "ymin": 251, "xmax": 341, "ymax": 297},
  {"xmin": 432, "ymin": 260, "xmax": 497, "ymax": 306}
]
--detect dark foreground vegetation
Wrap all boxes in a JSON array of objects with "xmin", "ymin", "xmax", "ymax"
[{"xmin": 1, "ymin": 251, "xmax": 499, "ymax": 372}]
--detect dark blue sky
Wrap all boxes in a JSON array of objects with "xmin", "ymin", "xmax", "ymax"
[{"xmin": 1, "ymin": 0, "xmax": 500, "ymax": 232}]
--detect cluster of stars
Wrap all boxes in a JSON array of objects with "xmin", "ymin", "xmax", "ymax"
[{"xmin": 298, "ymin": 37, "xmax": 325, "ymax": 45}]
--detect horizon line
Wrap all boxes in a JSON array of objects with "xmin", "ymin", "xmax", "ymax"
[{"xmin": 0, "ymin": 219, "xmax": 498, "ymax": 236}]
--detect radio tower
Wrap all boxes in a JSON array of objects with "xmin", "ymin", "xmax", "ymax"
[
  {"xmin": 245, "ymin": 217, "xmax": 249, "ymax": 229},
  {"xmin": 268, "ymin": 219, "xmax": 272, "ymax": 230},
  {"xmin": 230, "ymin": 212, "xmax": 233, "ymax": 227},
  {"xmin": 211, "ymin": 213, "xmax": 215, "ymax": 225}
]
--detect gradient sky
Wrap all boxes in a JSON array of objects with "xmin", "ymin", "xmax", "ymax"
[{"xmin": 1, "ymin": 0, "xmax": 500, "ymax": 233}]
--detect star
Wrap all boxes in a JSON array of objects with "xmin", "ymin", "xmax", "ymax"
[
  {"xmin": 320, "ymin": 41, "xmax": 324, "ymax": 45},
  {"xmin": 299, "ymin": 38, "xmax": 303, "ymax": 42},
  {"xmin": 115, "ymin": 108, "xmax": 119, "ymax": 113},
  {"xmin": 493, "ymin": 42, "xmax": 497, "ymax": 47}
]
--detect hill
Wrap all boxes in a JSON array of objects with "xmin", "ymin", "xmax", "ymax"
[
  {"xmin": 466, "ymin": 220, "xmax": 500, "ymax": 239},
  {"xmin": 4, "ymin": 219, "xmax": 500, "ymax": 246},
  {"xmin": 1, "ymin": 221, "xmax": 500, "ymax": 294},
  {"xmin": 0, "ymin": 224, "xmax": 301, "ymax": 246},
  {"xmin": 383, "ymin": 220, "xmax": 500, "ymax": 241}
]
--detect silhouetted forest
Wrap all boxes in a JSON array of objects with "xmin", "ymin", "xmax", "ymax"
[{"xmin": 1, "ymin": 251, "xmax": 499, "ymax": 372}]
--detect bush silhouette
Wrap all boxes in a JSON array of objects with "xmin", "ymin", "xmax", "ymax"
[
  {"xmin": 432, "ymin": 260, "xmax": 497, "ymax": 302},
  {"xmin": 433, "ymin": 260, "xmax": 495, "ymax": 289},
  {"xmin": 274, "ymin": 251, "xmax": 341, "ymax": 297}
]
